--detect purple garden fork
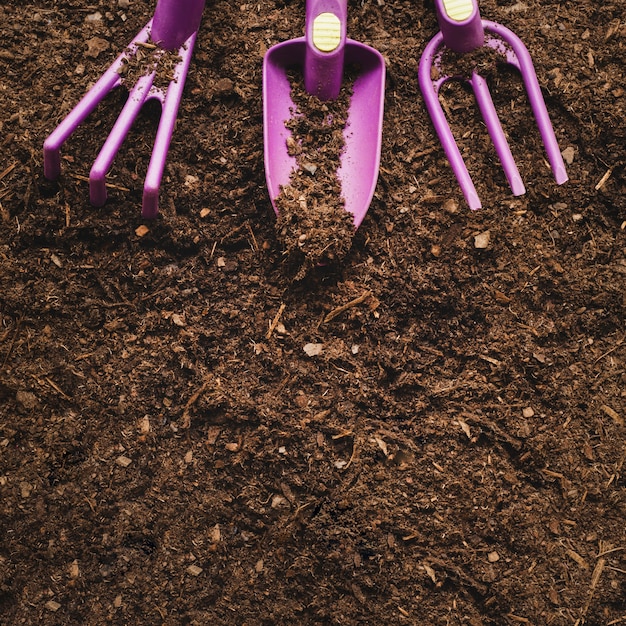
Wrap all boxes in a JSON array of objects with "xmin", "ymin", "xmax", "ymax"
[
  {"xmin": 43, "ymin": 0, "xmax": 205, "ymax": 219},
  {"xmin": 418, "ymin": 0, "xmax": 568, "ymax": 210}
]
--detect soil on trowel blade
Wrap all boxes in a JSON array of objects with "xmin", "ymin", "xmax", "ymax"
[{"xmin": 275, "ymin": 69, "xmax": 356, "ymax": 278}]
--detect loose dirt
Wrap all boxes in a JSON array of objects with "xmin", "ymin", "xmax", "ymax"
[{"xmin": 1, "ymin": 1, "xmax": 625, "ymax": 624}]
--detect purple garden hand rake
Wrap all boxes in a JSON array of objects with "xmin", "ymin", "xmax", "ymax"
[
  {"xmin": 418, "ymin": 0, "xmax": 568, "ymax": 210},
  {"xmin": 43, "ymin": 0, "xmax": 205, "ymax": 219}
]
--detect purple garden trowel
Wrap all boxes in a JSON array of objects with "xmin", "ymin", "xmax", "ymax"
[
  {"xmin": 263, "ymin": 0, "xmax": 385, "ymax": 229},
  {"xmin": 43, "ymin": 0, "xmax": 205, "ymax": 219},
  {"xmin": 418, "ymin": 0, "xmax": 567, "ymax": 210}
]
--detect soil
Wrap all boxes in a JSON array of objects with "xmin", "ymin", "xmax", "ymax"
[
  {"xmin": 275, "ymin": 69, "xmax": 355, "ymax": 277},
  {"xmin": 1, "ymin": 1, "xmax": 625, "ymax": 625}
]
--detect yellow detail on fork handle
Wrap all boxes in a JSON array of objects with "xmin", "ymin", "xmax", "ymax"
[
  {"xmin": 442, "ymin": 0, "xmax": 473, "ymax": 21},
  {"xmin": 312, "ymin": 12, "xmax": 341, "ymax": 52}
]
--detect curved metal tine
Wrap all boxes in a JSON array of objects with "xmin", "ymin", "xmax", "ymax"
[
  {"xmin": 43, "ymin": 24, "xmax": 151, "ymax": 181},
  {"xmin": 142, "ymin": 30, "xmax": 198, "ymax": 219},
  {"xmin": 418, "ymin": 36, "xmax": 482, "ymax": 210},
  {"xmin": 89, "ymin": 71, "xmax": 157, "ymax": 207},
  {"xmin": 470, "ymin": 71, "xmax": 525, "ymax": 197}
]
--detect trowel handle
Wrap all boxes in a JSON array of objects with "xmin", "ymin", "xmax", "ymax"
[
  {"xmin": 304, "ymin": 0, "xmax": 348, "ymax": 100},
  {"xmin": 152, "ymin": 0, "xmax": 205, "ymax": 50},
  {"xmin": 434, "ymin": 0, "xmax": 484, "ymax": 54}
]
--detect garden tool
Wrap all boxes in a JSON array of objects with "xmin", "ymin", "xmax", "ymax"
[
  {"xmin": 263, "ymin": 0, "xmax": 385, "ymax": 229},
  {"xmin": 43, "ymin": 0, "xmax": 205, "ymax": 219},
  {"xmin": 418, "ymin": 0, "xmax": 567, "ymax": 210}
]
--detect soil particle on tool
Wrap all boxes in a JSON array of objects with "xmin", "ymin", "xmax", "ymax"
[
  {"xmin": 275, "ymin": 70, "xmax": 356, "ymax": 278},
  {"xmin": 118, "ymin": 41, "xmax": 183, "ymax": 91}
]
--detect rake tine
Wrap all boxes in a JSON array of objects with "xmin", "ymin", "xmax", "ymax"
[
  {"xmin": 43, "ymin": 26, "xmax": 150, "ymax": 182},
  {"xmin": 143, "ymin": 29, "xmax": 198, "ymax": 219},
  {"xmin": 89, "ymin": 72, "xmax": 157, "ymax": 207},
  {"xmin": 471, "ymin": 71, "xmax": 525, "ymax": 197}
]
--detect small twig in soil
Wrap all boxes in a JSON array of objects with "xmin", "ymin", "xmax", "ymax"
[
  {"xmin": 68, "ymin": 173, "xmax": 130, "ymax": 193},
  {"xmin": 1, "ymin": 314, "xmax": 24, "ymax": 369},
  {"xmin": 266, "ymin": 303, "xmax": 286, "ymax": 340},
  {"xmin": 0, "ymin": 162, "xmax": 17, "ymax": 181},
  {"xmin": 593, "ymin": 334, "xmax": 625, "ymax": 364},
  {"xmin": 323, "ymin": 290, "xmax": 372, "ymax": 323},
  {"xmin": 246, "ymin": 221, "xmax": 259, "ymax": 252},
  {"xmin": 576, "ymin": 557, "xmax": 606, "ymax": 625},
  {"xmin": 45, "ymin": 377, "xmax": 71, "ymax": 400},
  {"xmin": 594, "ymin": 167, "xmax": 613, "ymax": 191},
  {"xmin": 181, "ymin": 376, "xmax": 212, "ymax": 429}
]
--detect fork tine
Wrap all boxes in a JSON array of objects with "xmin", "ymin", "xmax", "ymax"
[
  {"xmin": 89, "ymin": 72, "xmax": 156, "ymax": 207},
  {"xmin": 418, "ymin": 40, "xmax": 482, "ymax": 210},
  {"xmin": 485, "ymin": 21, "xmax": 568, "ymax": 186},
  {"xmin": 470, "ymin": 72, "xmax": 525, "ymax": 197}
]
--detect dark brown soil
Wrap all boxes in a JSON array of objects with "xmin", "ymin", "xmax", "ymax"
[
  {"xmin": 275, "ymin": 70, "xmax": 355, "ymax": 277},
  {"xmin": 1, "ymin": 1, "xmax": 625, "ymax": 624}
]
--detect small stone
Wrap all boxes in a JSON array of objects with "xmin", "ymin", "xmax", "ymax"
[
  {"xmin": 135, "ymin": 224, "xmax": 149, "ymax": 237},
  {"xmin": 303, "ymin": 343, "xmax": 323, "ymax": 357},
  {"xmin": 474, "ymin": 230, "xmax": 491, "ymax": 249},
  {"xmin": 561, "ymin": 146, "xmax": 576, "ymax": 165},
  {"xmin": 116, "ymin": 455, "xmax": 132, "ymax": 467},
  {"xmin": 522, "ymin": 407, "xmax": 535, "ymax": 418},
  {"xmin": 45, "ymin": 600, "xmax": 61, "ymax": 612},
  {"xmin": 487, "ymin": 551, "xmax": 500, "ymax": 563}
]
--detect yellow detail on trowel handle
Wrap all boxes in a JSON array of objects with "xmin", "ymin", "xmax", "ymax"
[
  {"xmin": 442, "ymin": 0, "xmax": 473, "ymax": 21},
  {"xmin": 312, "ymin": 12, "xmax": 342, "ymax": 52}
]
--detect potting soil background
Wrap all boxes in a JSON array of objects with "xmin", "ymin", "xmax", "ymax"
[{"xmin": 1, "ymin": 1, "xmax": 625, "ymax": 624}]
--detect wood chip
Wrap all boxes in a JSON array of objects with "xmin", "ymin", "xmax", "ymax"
[
  {"xmin": 116, "ymin": 455, "xmax": 132, "ymax": 467},
  {"xmin": 601, "ymin": 404, "xmax": 623, "ymax": 425},
  {"xmin": 187, "ymin": 564, "xmax": 203, "ymax": 576},
  {"xmin": 566, "ymin": 548, "xmax": 589, "ymax": 569},
  {"xmin": 458, "ymin": 420, "xmax": 471, "ymax": 439},
  {"xmin": 45, "ymin": 600, "xmax": 61, "ymax": 612},
  {"xmin": 423, "ymin": 563, "xmax": 437, "ymax": 584},
  {"xmin": 135, "ymin": 224, "xmax": 149, "ymax": 237}
]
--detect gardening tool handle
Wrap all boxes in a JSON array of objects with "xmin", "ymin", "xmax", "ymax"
[
  {"xmin": 304, "ymin": 0, "xmax": 348, "ymax": 100},
  {"xmin": 152, "ymin": 0, "xmax": 205, "ymax": 50},
  {"xmin": 434, "ymin": 0, "xmax": 484, "ymax": 53}
]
